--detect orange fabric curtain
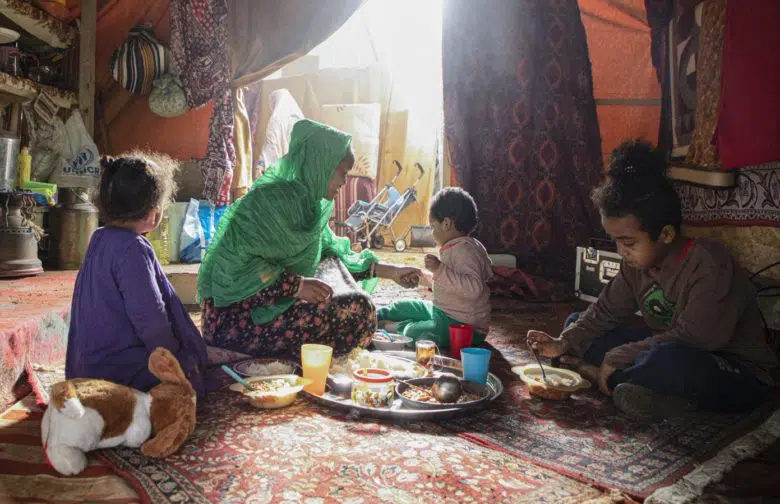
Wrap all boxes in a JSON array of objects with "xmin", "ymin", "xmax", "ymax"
[{"xmin": 94, "ymin": 0, "xmax": 212, "ymax": 160}]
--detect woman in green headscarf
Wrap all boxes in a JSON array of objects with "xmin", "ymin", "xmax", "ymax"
[{"xmin": 198, "ymin": 119, "xmax": 421, "ymax": 357}]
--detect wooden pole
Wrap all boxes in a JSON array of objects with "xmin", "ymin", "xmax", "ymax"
[{"xmin": 78, "ymin": 0, "xmax": 97, "ymax": 137}]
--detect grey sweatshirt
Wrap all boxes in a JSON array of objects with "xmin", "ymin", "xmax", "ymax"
[{"xmin": 562, "ymin": 238, "xmax": 778, "ymax": 385}]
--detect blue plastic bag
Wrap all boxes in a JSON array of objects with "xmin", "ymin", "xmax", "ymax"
[{"xmin": 179, "ymin": 199, "xmax": 226, "ymax": 263}]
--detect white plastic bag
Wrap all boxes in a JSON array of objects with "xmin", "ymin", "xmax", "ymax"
[{"xmin": 49, "ymin": 110, "xmax": 101, "ymax": 188}]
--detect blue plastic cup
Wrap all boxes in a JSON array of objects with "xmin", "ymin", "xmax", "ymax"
[{"xmin": 461, "ymin": 348, "xmax": 492, "ymax": 385}]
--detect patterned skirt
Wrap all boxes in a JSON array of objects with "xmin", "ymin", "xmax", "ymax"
[{"xmin": 201, "ymin": 258, "xmax": 376, "ymax": 358}]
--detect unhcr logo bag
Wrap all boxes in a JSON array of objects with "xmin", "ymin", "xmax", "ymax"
[{"xmin": 49, "ymin": 110, "xmax": 101, "ymax": 189}]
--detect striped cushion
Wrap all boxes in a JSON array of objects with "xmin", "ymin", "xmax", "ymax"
[{"xmin": 110, "ymin": 26, "xmax": 167, "ymax": 95}]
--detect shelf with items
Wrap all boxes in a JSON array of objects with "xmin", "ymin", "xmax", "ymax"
[
  {"xmin": 0, "ymin": 0, "xmax": 76, "ymax": 49},
  {"xmin": 0, "ymin": 69, "xmax": 76, "ymax": 108}
]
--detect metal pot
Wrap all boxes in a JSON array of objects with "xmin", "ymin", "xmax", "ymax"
[
  {"xmin": 51, "ymin": 188, "xmax": 98, "ymax": 270},
  {"xmin": 0, "ymin": 131, "xmax": 20, "ymax": 192},
  {"xmin": 0, "ymin": 191, "xmax": 43, "ymax": 278}
]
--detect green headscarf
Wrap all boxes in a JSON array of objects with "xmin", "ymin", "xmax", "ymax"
[{"xmin": 197, "ymin": 119, "xmax": 378, "ymax": 325}]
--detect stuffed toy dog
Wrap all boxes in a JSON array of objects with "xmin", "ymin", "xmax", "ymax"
[{"xmin": 41, "ymin": 347, "xmax": 197, "ymax": 476}]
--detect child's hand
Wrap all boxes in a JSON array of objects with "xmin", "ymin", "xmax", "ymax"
[
  {"xmin": 526, "ymin": 330, "xmax": 570, "ymax": 358},
  {"xmin": 299, "ymin": 278, "xmax": 333, "ymax": 304},
  {"xmin": 420, "ymin": 270, "xmax": 434, "ymax": 288},
  {"xmin": 424, "ymin": 254, "xmax": 441, "ymax": 274}
]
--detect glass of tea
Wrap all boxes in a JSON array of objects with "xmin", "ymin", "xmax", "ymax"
[{"xmin": 415, "ymin": 339, "xmax": 437, "ymax": 368}]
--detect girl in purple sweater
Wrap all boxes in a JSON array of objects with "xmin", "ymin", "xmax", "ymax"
[{"xmin": 65, "ymin": 153, "xmax": 207, "ymax": 396}]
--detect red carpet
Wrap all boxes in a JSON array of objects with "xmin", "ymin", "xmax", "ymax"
[
  {"xmin": 0, "ymin": 272, "xmax": 76, "ymax": 408},
  {"xmin": 98, "ymin": 378, "xmax": 603, "ymax": 504},
  {"xmin": 441, "ymin": 309, "xmax": 780, "ymax": 499}
]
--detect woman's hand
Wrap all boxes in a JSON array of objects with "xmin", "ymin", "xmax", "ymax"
[
  {"xmin": 526, "ymin": 330, "xmax": 570, "ymax": 358},
  {"xmin": 298, "ymin": 278, "xmax": 333, "ymax": 304},
  {"xmin": 373, "ymin": 264, "xmax": 423, "ymax": 288},
  {"xmin": 394, "ymin": 266, "xmax": 423, "ymax": 288}
]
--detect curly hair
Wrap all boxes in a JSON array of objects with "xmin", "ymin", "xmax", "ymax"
[
  {"xmin": 591, "ymin": 139, "xmax": 681, "ymax": 240},
  {"xmin": 429, "ymin": 187, "xmax": 479, "ymax": 234},
  {"xmin": 97, "ymin": 150, "xmax": 179, "ymax": 223}
]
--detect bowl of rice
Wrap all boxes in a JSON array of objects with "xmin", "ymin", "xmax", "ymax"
[
  {"xmin": 232, "ymin": 358, "xmax": 299, "ymax": 377},
  {"xmin": 371, "ymin": 331, "xmax": 413, "ymax": 351}
]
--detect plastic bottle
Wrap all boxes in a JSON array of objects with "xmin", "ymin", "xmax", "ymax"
[{"xmin": 17, "ymin": 146, "xmax": 31, "ymax": 188}]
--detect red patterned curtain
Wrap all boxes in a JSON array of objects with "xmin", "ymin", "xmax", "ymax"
[{"xmin": 443, "ymin": 0, "xmax": 604, "ymax": 285}]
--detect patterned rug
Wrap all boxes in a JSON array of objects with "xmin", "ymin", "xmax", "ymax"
[
  {"xmin": 0, "ymin": 395, "xmax": 137, "ymax": 503},
  {"xmin": 438, "ymin": 310, "xmax": 780, "ymax": 499},
  {"xmin": 0, "ymin": 271, "xmax": 75, "ymax": 408},
  {"xmin": 98, "ymin": 383, "xmax": 605, "ymax": 504}
]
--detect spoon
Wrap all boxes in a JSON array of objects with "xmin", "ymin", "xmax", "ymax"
[
  {"xmin": 530, "ymin": 348, "xmax": 549, "ymax": 383},
  {"xmin": 221, "ymin": 365, "xmax": 253, "ymax": 391},
  {"xmin": 379, "ymin": 329, "xmax": 395, "ymax": 342}
]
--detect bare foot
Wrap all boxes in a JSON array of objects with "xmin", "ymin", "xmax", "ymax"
[{"xmin": 560, "ymin": 356, "xmax": 599, "ymax": 384}]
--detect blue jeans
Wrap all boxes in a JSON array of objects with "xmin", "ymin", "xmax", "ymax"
[{"xmin": 561, "ymin": 313, "xmax": 770, "ymax": 413}]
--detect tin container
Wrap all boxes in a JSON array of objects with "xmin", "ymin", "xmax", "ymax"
[
  {"xmin": 0, "ymin": 131, "xmax": 20, "ymax": 192},
  {"xmin": 351, "ymin": 368, "xmax": 395, "ymax": 408}
]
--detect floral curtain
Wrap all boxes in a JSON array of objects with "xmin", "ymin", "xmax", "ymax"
[
  {"xmin": 443, "ymin": 0, "xmax": 604, "ymax": 285},
  {"xmin": 170, "ymin": 0, "xmax": 364, "ymax": 204}
]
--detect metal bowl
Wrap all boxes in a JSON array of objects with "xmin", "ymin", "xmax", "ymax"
[{"xmin": 396, "ymin": 377, "xmax": 491, "ymax": 410}]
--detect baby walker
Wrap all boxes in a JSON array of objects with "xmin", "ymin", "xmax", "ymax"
[{"xmin": 342, "ymin": 160, "xmax": 432, "ymax": 252}]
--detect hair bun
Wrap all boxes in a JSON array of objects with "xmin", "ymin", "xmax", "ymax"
[{"xmin": 607, "ymin": 140, "xmax": 666, "ymax": 185}]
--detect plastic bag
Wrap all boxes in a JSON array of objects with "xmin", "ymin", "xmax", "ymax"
[
  {"xmin": 179, "ymin": 199, "xmax": 226, "ymax": 263},
  {"xmin": 49, "ymin": 110, "xmax": 101, "ymax": 188},
  {"xmin": 179, "ymin": 199, "xmax": 204, "ymax": 264},
  {"xmin": 23, "ymin": 102, "xmax": 66, "ymax": 181}
]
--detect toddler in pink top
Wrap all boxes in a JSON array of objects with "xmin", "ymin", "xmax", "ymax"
[{"xmin": 378, "ymin": 188, "xmax": 493, "ymax": 348}]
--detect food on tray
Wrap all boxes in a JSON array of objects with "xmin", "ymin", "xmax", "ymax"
[
  {"xmin": 330, "ymin": 348, "xmax": 424, "ymax": 379},
  {"xmin": 401, "ymin": 385, "xmax": 480, "ymax": 404}
]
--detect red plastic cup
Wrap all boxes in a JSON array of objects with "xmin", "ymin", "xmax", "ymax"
[{"xmin": 449, "ymin": 324, "xmax": 474, "ymax": 359}]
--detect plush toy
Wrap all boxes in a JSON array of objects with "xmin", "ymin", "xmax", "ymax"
[{"xmin": 41, "ymin": 347, "xmax": 197, "ymax": 476}]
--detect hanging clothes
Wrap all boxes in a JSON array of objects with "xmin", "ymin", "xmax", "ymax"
[
  {"xmin": 169, "ymin": 0, "xmax": 234, "ymax": 205},
  {"xmin": 259, "ymin": 89, "xmax": 305, "ymax": 174}
]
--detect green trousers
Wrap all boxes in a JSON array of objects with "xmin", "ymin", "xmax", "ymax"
[{"xmin": 377, "ymin": 300, "xmax": 486, "ymax": 349}]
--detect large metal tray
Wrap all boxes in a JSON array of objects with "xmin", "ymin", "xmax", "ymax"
[{"xmin": 300, "ymin": 351, "xmax": 503, "ymax": 421}]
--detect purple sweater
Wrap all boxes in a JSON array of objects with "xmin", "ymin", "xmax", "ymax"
[{"xmin": 66, "ymin": 227, "xmax": 208, "ymax": 396}]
